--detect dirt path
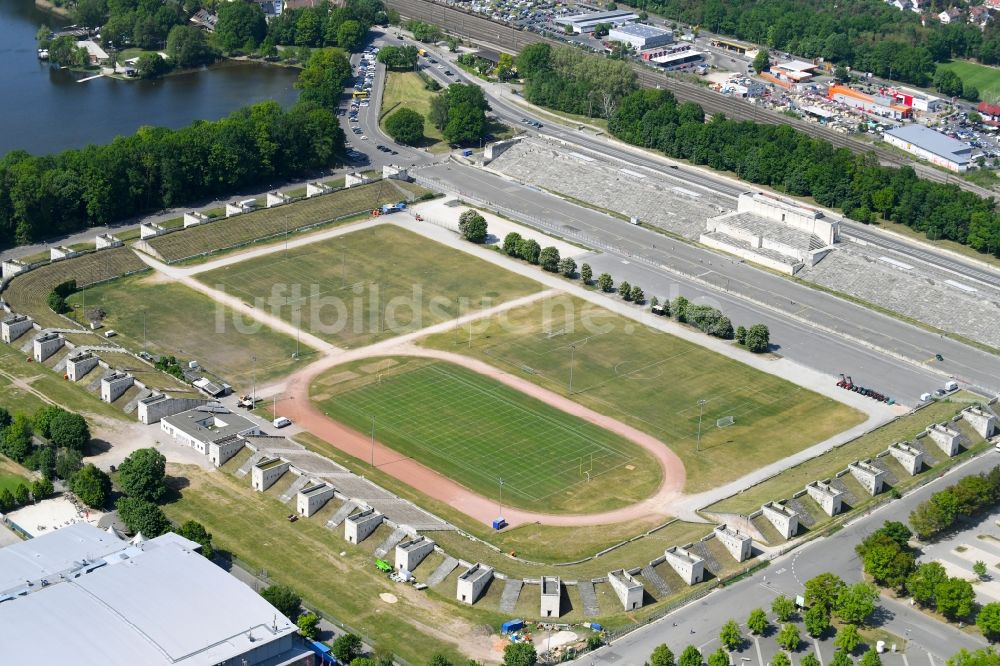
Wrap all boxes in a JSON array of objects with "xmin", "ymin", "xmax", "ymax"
[{"xmin": 281, "ymin": 341, "xmax": 685, "ymax": 528}]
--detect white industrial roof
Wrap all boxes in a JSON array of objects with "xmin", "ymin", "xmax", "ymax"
[
  {"xmin": 774, "ymin": 60, "xmax": 816, "ymax": 72},
  {"xmin": 0, "ymin": 524, "xmax": 302, "ymax": 666},
  {"xmin": 609, "ymin": 23, "xmax": 671, "ymax": 38},
  {"xmin": 884, "ymin": 124, "xmax": 972, "ymax": 163}
]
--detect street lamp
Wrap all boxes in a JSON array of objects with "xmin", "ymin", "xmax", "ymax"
[
  {"xmin": 696, "ymin": 399, "xmax": 707, "ymax": 452},
  {"xmin": 567, "ymin": 344, "xmax": 576, "ymax": 395},
  {"xmin": 498, "ymin": 477, "xmax": 505, "ymax": 518}
]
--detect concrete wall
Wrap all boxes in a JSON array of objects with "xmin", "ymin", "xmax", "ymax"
[
  {"xmin": 1, "ymin": 260, "xmax": 30, "ymax": 281},
  {"xmin": 540, "ymin": 576, "xmax": 561, "ymax": 617},
  {"xmin": 806, "ymin": 480, "xmax": 844, "ymax": 516},
  {"xmin": 345, "ymin": 173, "xmax": 373, "ymax": 188},
  {"xmin": 699, "ymin": 233, "xmax": 802, "ymax": 275},
  {"xmin": 95, "ymin": 234, "xmax": 123, "ymax": 249},
  {"xmin": 50, "ymin": 246, "xmax": 79, "ymax": 261},
  {"xmin": 251, "ymin": 458, "xmax": 290, "ymax": 491},
  {"xmin": 927, "ymin": 423, "xmax": 961, "ymax": 456},
  {"xmin": 664, "ymin": 546, "xmax": 705, "ymax": 584},
  {"xmin": 2, "ymin": 315, "xmax": 34, "ymax": 343},
  {"xmin": 848, "ymin": 460, "xmax": 887, "ymax": 496},
  {"xmin": 100, "ymin": 372, "xmax": 134, "ymax": 403},
  {"xmin": 33, "ymin": 333, "xmax": 64, "ymax": 362},
  {"xmin": 761, "ymin": 502, "xmax": 799, "ymax": 539},
  {"xmin": 714, "ymin": 525, "xmax": 752, "ymax": 562},
  {"xmin": 737, "ymin": 191, "xmax": 838, "ymax": 244},
  {"xmin": 209, "ymin": 437, "xmax": 246, "ymax": 467},
  {"xmin": 140, "ymin": 222, "xmax": 166, "ymax": 239},
  {"xmin": 184, "ymin": 212, "xmax": 210, "ymax": 228},
  {"xmin": 66, "ymin": 352, "xmax": 100, "ymax": 382},
  {"xmin": 137, "ymin": 394, "xmax": 209, "ymax": 425},
  {"xmin": 266, "ymin": 192, "xmax": 291, "ymax": 208},
  {"xmin": 608, "ymin": 569, "xmax": 644, "ymax": 610},
  {"xmin": 297, "ymin": 482, "xmax": 336, "ymax": 517},
  {"xmin": 456, "ymin": 564, "xmax": 493, "ymax": 604},
  {"xmin": 484, "ymin": 138, "xmax": 521, "ymax": 163},
  {"xmin": 306, "ymin": 182, "xmax": 331, "ymax": 197},
  {"xmin": 344, "ymin": 508, "xmax": 383, "ymax": 544},
  {"xmin": 382, "ymin": 164, "xmax": 410, "ymax": 180},
  {"xmin": 395, "ymin": 536, "xmax": 435, "ymax": 572},
  {"xmin": 888, "ymin": 442, "xmax": 924, "ymax": 475},
  {"xmin": 962, "ymin": 406, "xmax": 997, "ymax": 439}
]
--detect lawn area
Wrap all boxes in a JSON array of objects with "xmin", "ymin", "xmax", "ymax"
[
  {"xmin": 312, "ymin": 356, "xmax": 662, "ymax": 513},
  {"xmin": 379, "ymin": 71, "xmax": 447, "ymax": 151},
  {"xmin": 705, "ymin": 391, "xmax": 986, "ymax": 515},
  {"xmin": 198, "ymin": 224, "xmax": 542, "ymax": 349},
  {"xmin": 144, "ymin": 180, "xmax": 429, "ymax": 264},
  {"xmin": 420, "ymin": 295, "xmax": 865, "ymax": 493},
  {"xmin": 163, "ymin": 464, "xmax": 507, "ymax": 664},
  {"xmin": 0, "ymin": 472, "xmax": 29, "ymax": 494},
  {"xmin": 936, "ymin": 60, "xmax": 1000, "ymax": 99},
  {"xmin": 64, "ymin": 274, "xmax": 312, "ymax": 389},
  {"xmin": 3, "ymin": 247, "xmax": 150, "ymax": 328}
]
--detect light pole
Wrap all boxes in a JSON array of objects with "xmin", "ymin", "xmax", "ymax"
[
  {"xmin": 370, "ymin": 415, "xmax": 375, "ymax": 468},
  {"xmin": 251, "ymin": 355, "xmax": 257, "ymax": 404},
  {"xmin": 568, "ymin": 344, "xmax": 576, "ymax": 395},
  {"xmin": 696, "ymin": 399, "xmax": 707, "ymax": 452},
  {"xmin": 498, "ymin": 477, "xmax": 504, "ymax": 519}
]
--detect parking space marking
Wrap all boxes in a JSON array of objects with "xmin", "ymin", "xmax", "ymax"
[{"xmin": 813, "ymin": 640, "xmax": 824, "ymax": 666}]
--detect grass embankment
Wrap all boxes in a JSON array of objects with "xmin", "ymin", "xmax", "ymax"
[
  {"xmin": 706, "ymin": 391, "xmax": 987, "ymax": 516},
  {"xmin": 419, "ymin": 294, "xmax": 865, "ymax": 493},
  {"xmin": 379, "ymin": 71, "xmax": 448, "ymax": 152},
  {"xmin": 198, "ymin": 224, "xmax": 543, "ymax": 349},
  {"xmin": 936, "ymin": 60, "xmax": 1000, "ymax": 99},
  {"xmin": 65, "ymin": 274, "xmax": 311, "ymax": 389},
  {"xmin": 312, "ymin": 356, "xmax": 662, "ymax": 514}
]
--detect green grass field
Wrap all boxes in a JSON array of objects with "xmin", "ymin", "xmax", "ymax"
[
  {"xmin": 936, "ymin": 60, "xmax": 1000, "ymax": 99},
  {"xmin": 145, "ymin": 180, "xmax": 429, "ymax": 264},
  {"xmin": 380, "ymin": 71, "xmax": 448, "ymax": 151},
  {"xmin": 198, "ymin": 224, "xmax": 542, "ymax": 349},
  {"xmin": 65, "ymin": 275, "xmax": 311, "ymax": 388},
  {"xmin": 312, "ymin": 356, "xmax": 662, "ymax": 513},
  {"xmin": 420, "ymin": 295, "xmax": 865, "ymax": 493},
  {"xmin": 0, "ymin": 472, "xmax": 29, "ymax": 494}
]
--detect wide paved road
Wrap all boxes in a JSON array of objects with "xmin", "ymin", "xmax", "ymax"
[
  {"xmin": 414, "ymin": 162, "xmax": 1000, "ymax": 403},
  {"xmin": 579, "ymin": 453, "xmax": 997, "ymax": 666}
]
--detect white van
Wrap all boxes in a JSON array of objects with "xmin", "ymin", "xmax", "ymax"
[{"xmin": 272, "ymin": 416, "xmax": 291, "ymax": 428}]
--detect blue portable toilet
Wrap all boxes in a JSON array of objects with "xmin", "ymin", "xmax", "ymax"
[
  {"xmin": 492, "ymin": 517, "xmax": 507, "ymax": 530},
  {"xmin": 501, "ymin": 619, "xmax": 525, "ymax": 634},
  {"xmin": 462, "ymin": 149, "xmax": 473, "ymax": 157}
]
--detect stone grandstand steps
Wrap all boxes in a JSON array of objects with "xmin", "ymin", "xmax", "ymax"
[
  {"xmin": 870, "ymin": 457, "xmax": 899, "ymax": 486},
  {"xmin": 374, "ymin": 528, "xmax": 408, "ymax": 559},
  {"xmin": 278, "ymin": 475, "xmax": 311, "ymax": 504},
  {"xmin": 688, "ymin": 541, "xmax": 722, "ymax": 576},
  {"xmin": 122, "ymin": 389, "xmax": 151, "ymax": 415},
  {"xmin": 86, "ymin": 373, "xmax": 104, "ymax": 392},
  {"xmin": 52, "ymin": 356, "xmax": 69, "ymax": 373},
  {"xmin": 785, "ymin": 497, "xmax": 818, "ymax": 528},
  {"xmin": 640, "ymin": 565, "xmax": 671, "ymax": 597},
  {"xmin": 575, "ymin": 580, "xmax": 600, "ymax": 617},
  {"xmin": 910, "ymin": 439, "xmax": 939, "ymax": 467},
  {"xmin": 326, "ymin": 501, "xmax": 357, "ymax": 529},
  {"xmin": 235, "ymin": 451, "xmax": 268, "ymax": 478},
  {"xmin": 19, "ymin": 338, "xmax": 33, "ymax": 354},
  {"xmin": 426, "ymin": 556, "xmax": 459, "ymax": 588},
  {"xmin": 829, "ymin": 476, "xmax": 860, "ymax": 506},
  {"xmin": 499, "ymin": 579, "xmax": 523, "ymax": 613}
]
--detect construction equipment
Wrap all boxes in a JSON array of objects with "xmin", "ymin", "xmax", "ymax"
[{"xmin": 237, "ymin": 394, "xmax": 256, "ymax": 409}]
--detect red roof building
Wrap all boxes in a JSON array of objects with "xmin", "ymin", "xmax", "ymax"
[{"xmin": 978, "ymin": 101, "xmax": 1000, "ymax": 126}]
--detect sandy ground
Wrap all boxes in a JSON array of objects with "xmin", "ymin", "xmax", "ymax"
[
  {"xmin": 412, "ymin": 197, "xmax": 589, "ymax": 259},
  {"xmin": 5, "ymin": 495, "xmax": 105, "ymax": 537}
]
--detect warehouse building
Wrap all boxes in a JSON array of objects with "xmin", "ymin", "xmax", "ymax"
[
  {"xmin": 828, "ymin": 85, "xmax": 912, "ymax": 120},
  {"xmin": 554, "ymin": 9, "xmax": 639, "ymax": 33},
  {"xmin": 160, "ymin": 405, "xmax": 261, "ymax": 456},
  {"xmin": 608, "ymin": 23, "xmax": 673, "ymax": 50},
  {"xmin": 639, "ymin": 43, "xmax": 704, "ymax": 70},
  {"xmin": 0, "ymin": 523, "xmax": 312, "ymax": 666},
  {"xmin": 768, "ymin": 60, "xmax": 819, "ymax": 85},
  {"xmin": 882, "ymin": 124, "xmax": 972, "ymax": 172}
]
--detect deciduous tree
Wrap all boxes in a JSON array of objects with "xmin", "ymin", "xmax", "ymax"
[
  {"xmin": 772, "ymin": 595, "xmax": 796, "ymax": 622},
  {"xmin": 834, "ymin": 624, "xmax": 861, "ymax": 654},
  {"xmin": 116, "ymin": 496, "xmax": 170, "ymax": 537},
  {"xmin": 720, "ymin": 619, "xmax": 742, "ymax": 650},
  {"xmin": 385, "ymin": 108, "xmax": 425, "ymax": 145},
  {"xmin": 71, "ymin": 464, "xmax": 111, "ymax": 509},
  {"xmin": 118, "ymin": 448, "xmax": 168, "ymax": 502},
  {"xmin": 776, "ymin": 623, "xmax": 800, "ymax": 652},
  {"xmin": 747, "ymin": 608, "xmax": 769, "ymax": 635},
  {"xmin": 262, "ymin": 584, "xmax": 302, "ymax": 619},
  {"xmin": 458, "ymin": 210, "xmax": 488, "ymax": 243}
]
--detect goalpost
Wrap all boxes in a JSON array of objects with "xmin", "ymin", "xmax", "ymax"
[{"xmin": 716, "ymin": 415, "xmax": 735, "ymax": 428}]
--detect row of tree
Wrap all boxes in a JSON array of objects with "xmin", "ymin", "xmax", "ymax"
[
  {"xmin": 909, "ymin": 464, "xmax": 1000, "ymax": 540},
  {"xmin": 517, "ymin": 43, "xmax": 638, "ymax": 119},
  {"xmin": 258, "ymin": 0, "xmax": 386, "ymax": 53},
  {"xmin": 625, "ymin": 0, "xmax": 999, "ymax": 86},
  {"xmin": 0, "ymin": 404, "xmax": 91, "ymax": 475},
  {"xmin": 428, "ymin": 83, "xmax": 492, "ymax": 145}
]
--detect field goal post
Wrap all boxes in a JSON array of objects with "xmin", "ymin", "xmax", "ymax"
[
  {"xmin": 716, "ymin": 415, "xmax": 735, "ymax": 428},
  {"xmin": 579, "ymin": 452, "xmax": 594, "ymax": 481}
]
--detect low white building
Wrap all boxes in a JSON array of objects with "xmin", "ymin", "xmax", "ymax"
[
  {"xmin": 608, "ymin": 569, "xmax": 643, "ymax": 610},
  {"xmin": 609, "ymin": 23, "xmax": 673, "ymax": 50},
  {"xmin": 540, "ymin": 576, "xmax": 561, "ymax": 617},
  {"xmin": 883, "ymin": 125, "xmax": 972, "ymax": 172},
  {"xmin": 457, "ymin": 563, "xmax": 493, "ymax": 604},
  {"xmin": 160, "ymin": 406, "xmax": 260, "ymax": 455}
]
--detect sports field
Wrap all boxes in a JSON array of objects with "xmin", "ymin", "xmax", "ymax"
[
  {"xmin": 936, "ymin": 60, "xmax": 1000, "ymax": 99},
  {"xmin": 65, "ymin": 274, "xmax": 310, "ymax": 388},
  {"xmin": 420, "ymin": 295, "xmax": 865, "ymax": 492},
  {"xmin": 198, "ymin": 224, "xmax": 542, "ymax": 348},
  {"xmin": 311, "ymin": 356, "xmax": 662, "ymax": 513}
]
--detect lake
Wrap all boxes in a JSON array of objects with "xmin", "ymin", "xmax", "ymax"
[{"xmin": 0, "ymin": 0, "xmax": 302, "ymax": 156}]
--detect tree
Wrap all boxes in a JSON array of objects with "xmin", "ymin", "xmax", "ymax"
[
  {"xmin": 215, "ymin": 1, "xmax": 267, "ymax": 51},
  {"xmin": 650, "ymin": 644, "xmax": 675, "ymax": 666},
  {"xmin": 744, "ymin": 324, "xmax": 770, "ymax": 353},
  {"xmin": 974, "ymin": 561, "xmax": 989, "ymax": 580},
  {"xmin": 597, "ymin": 273, "xmax": 614, "ymax": 292},
  {"xmin": 503, "ymin": 232, "xmax": 522, "ymax": 256},
  {"xmin": 835, "ymin": 583, "xmax": 878, "ymax": 625},
  {"xmin": 47, "ymin": 291, "xmax": 68, "ymax": 313},
  {"xmin": 337, "ymin": 19, "xmax": 365, "ymax": 51},
  {"xmin": 74, "ymin": 0, "xmax": 107, "ymax": 28},
  {"xmin": 907, "ymin": 561, "xmax": 949, "ymax": 606},
  {"xmin": 33, "ymin": 405, "xmax": 64, "ymax": 439},
  {"xmin": 137, "ymin": 52, "xmax": 170, "ymax": 79},
  {"xmin": 708, "ymin": 648, "xmax": 729, "ymax": 666},
  {"xmin": 977, "ymin": 603, "xmax": 1000, "ymax": 641},
  {"xmin": 36, "ymin": 446, "xmax": 56, "ymax": 481},
  {"xmin": 378, "ymin": 45, "xmax": 419, "ymax": 71},
  {"xmin": 934, "ymin": 69, "xmax": 964, "ymax": 98},
  {"xmin": 55, "ymin": 448, "xmax": 83, "ymax": 480},
  {"xmin": 581, "ymin": 263, "xmax": 593, "ymax": 284},
  {"xmin": 384, "ymin": 108, "xmax": 425, "ymax": 145},
  {"xmin": 503, "ymin": 642, "xmax": 537, "ymax": 666},
  {"xmin": 720, "ymin": 619, "xmax": 742, "ymax": 650},
  {"xmin": 177, "ymin": 520, "xmax": 214, "ymax": 558},
  {"xmin": 1, "ymin": 414, "xmax": 33, "ymax": 462},
  {"xmin": 630, "ymin": 285, "xmax": 645, "ymax": 304},
  {"xmin": 834, "ymin": 625, "xmax": 862, "ymax": 654},
  {"xmin": 518, "ymin": 238, "xmax": 541, "ymax": 264},
  {"xmin": 167, "ymin": 25, "xmax": 217, "ymax": 68},
  {"xmin": 859, "ymin": 650, "xmax": 882, "ymax": 666},
  {"xmin": 31, "ymin": 477, "xmax": 53, "ymax": 501},
  {"xmin": 429, "ymin": 93, "xmax": 450, "ymax": 130},
  {"xmin": 497, "ymin": 52, "xmax": 516, "ymax": 80},
  {"xmin": 116, "ymin": 496, "xmax": 170, "ymax": 537},
  {"xmin": 558, "ymin": 256, "xmax": 577, "ymax": 277},
  {"xmin": 618, "ymin": 280, "xmax": 632, "ymax": 300},
  {"xmin": 771, "ymin": 653, "xmax": 791, "ymax": 666},
  {"xmin": 0, "ymin": 407, "xmax": 11, "ymax": 429},
  {"xmin": 297, "ymin": 611, "xmax": 320, "ymax": 639},
  {"xmin": 672, "ymin": 296, "xmax": 689, "ymax": 322},
  {"xmin": 772, "ymin": 595, "xmax": 796, "ymax": 622},
  {"xmin": 873, "ymin": 521, "xmax": 913, "ymax": 549},
  {"xmin": 753, "ymin": 49, "xmax": 771, "ymax": 74},
  {"xmin": 834, "ymin": 64, "xmax": 850, "ymax": 82},
  {"xmin": 777, "ymin": 623, "xmax": 800, "ymax": 652},
  {"xmin": 118, "ymin": 448, "xmax": 168, "ymax": 502},
  {"xmin": 0, "ymin": 489, "xmax": 14, "ymax": 512},
  {"xmin": 805, "ymin": 604, "xmax": 831, "ymax": 638},
  {"xmin": 539, "ymin": 246, "xmax": 561, "ymax": 272},
  {"xmin": 832, "ymin": 651, "xmax": 855, "ymax": 666},
  {"xmin": 442, "ymin": 102, "xmax": 487, "ymax": 144},
  {"xmin": 747, "ymin": 608, "xmax": 769, "ymax": 635},
  {"xmin": 803, "ymin": 656, "xmax": 821, "ymax": 666},
  {"xmin": 862, "ymin": 538, "xmax": 915, "ymax": 589},
  {"xmin": 262, "ymin": 584, "xmax": 302, "ymax": 619},
  {"xmin": 936, "ymin": 577, "xmax": 975, "ymax": 620},
  {"xmin": 678, "ymin": 645, "xmax": 702, "ymax": 666},
  {"xmin": 350, "ymin": 659, "xmax": 376, "ymax": 666},
  {"xmin": 332, "ymin": 634, "xmax": 364, "ymax": 663},
  {"xmin": 948, "ymin": 649, "xmax": 1000, "ymax": 666},
  {"xmin": 49, "ymin": 411, "xmax": 90, "ymax": 451},
  {"xmin": 458, "ymin": 210, "xmax": 488, "ymax": 243},
  {"xmin": 296, "ymin": 48, "xmax": 352, "ymax": 110},
  {"xmin": 71, "ymin": 463, "xmax": 111, "ymax": 508},
  {"xmin": 428, "ymin": 655, "xmax": 454, "ymax": 666},
  {"xmin": 13, "ymin": 483, "xmax": 30, "ymax": 507}
]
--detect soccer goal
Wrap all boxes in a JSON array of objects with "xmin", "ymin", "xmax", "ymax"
[{"xmin": 716, "ymin": 415, "xmax": 735, "ymax": 428}]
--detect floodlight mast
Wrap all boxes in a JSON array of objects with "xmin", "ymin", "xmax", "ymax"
[{"xmin": 696, "ymin": 399, "xmax": 707, "ymax": 452}]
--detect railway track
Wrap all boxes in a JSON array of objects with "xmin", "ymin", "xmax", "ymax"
[{"xmin": 386, "ymin": 0, "xmax": 995, "ymax": 198}]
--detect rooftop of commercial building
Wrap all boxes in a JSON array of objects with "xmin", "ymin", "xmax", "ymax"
[
  {"xmin": 884, "ymin": 124, "xmax": 972, "ymax": 162},
  {"xmin": 162, "ymin": 406, "xmax": 258, "ymax": 443},
  {"xmin": 609, "ymin": 23, "xmax": 672, "ymax": 38},
  {"xmin": 556, "ymin": 8, "xmax": 639, "ymax": 23}
]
